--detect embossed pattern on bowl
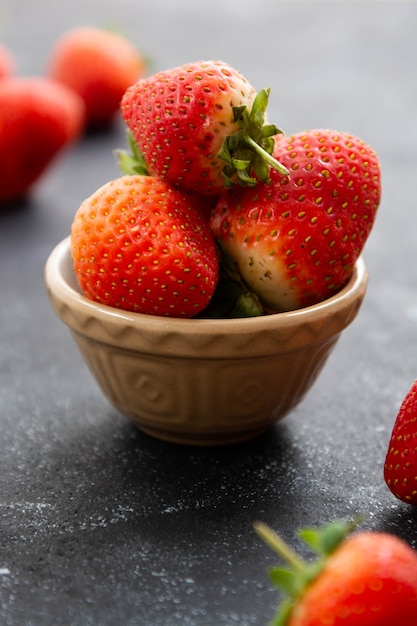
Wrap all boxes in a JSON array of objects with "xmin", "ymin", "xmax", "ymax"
[{"xmin": 45, "ymin": 237, "xmax": 368, "ymax": 445}]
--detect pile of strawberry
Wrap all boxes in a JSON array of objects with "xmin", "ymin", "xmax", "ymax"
[
  {"xmin": 0, "ymin": 27, "xmax": 145, "ymax": 202},
  {"xmin": 70, "ymin": 59, "xmax": 382, "ymax": 319}
]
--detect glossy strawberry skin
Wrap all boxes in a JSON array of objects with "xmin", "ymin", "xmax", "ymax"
[
  {"xmin": 71, "ymin": 175, "xmax": 219, "ymax": 318},
  {"xmin": 210, "ymin": 129, "xmax": 381, "ymax": 312},
  {"xmin": 287, "ymin": 532, "xmax": 417, "ymax": 626},
  {"xmin": 121, "ymin": 60, "xmax": 256, "ymax": 196},
  {"xmin": 48, "ymin": 27, "xmax": 145, "ymax": 126},
  {"xmin": 384, "ymin": 380, "xmax": 417, "ymax": 505},
  {"xmin": 0, "ymin": 77, "xmax": 85, "ymax": 202}
]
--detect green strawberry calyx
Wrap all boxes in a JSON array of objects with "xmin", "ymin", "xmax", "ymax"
[
  {"xmin": 218, "ymin": 87, "xmax": 289, "ymax": 187},
  {"xmin": 254, "ymin": 518, "xmax": 361, "ymax": 626},
  {"xmin": 116, "ymin": 130, "xmax": 149, "ymax": 176}
]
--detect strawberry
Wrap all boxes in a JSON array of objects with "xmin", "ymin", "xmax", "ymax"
[
  {"xmin": 0, "ymin": 43, "xmax": 14, "ymax": 79},
  {"xmin": 116, "ymin": 127, "xmax": 219, "ymax": 226},
  {"xmin": 71, "ymin": 174, "xmax": 219, "ymax": 318},
  {"xmin": 0, "ymin": 77, "xmax": 85, "ymax": 203},
  {"xmin": 255, "ymin": 519, "xmax": 417, "ymax": 626},
  {"xmin": 384, "ymin": 379, "xmax": 417, "ymax": 505},
  {"xmin": 120, "ymin": 60, "xmax": 288, "ymax": 196},
  {"xmin": 210, "ymin": 129, "xmax": 381, "ymax": 312},
  {"xmin": 48, "ymin": 27, "xmax": 146, "ymax": 126}
]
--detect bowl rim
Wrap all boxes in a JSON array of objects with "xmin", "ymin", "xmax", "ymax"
[
  {"xmin": 45, "ymin": 236, "xmax": 368, "ymax": 330},
  {"xmin": 44, "ymin": 236, "xmax": 368, "ymax": 352}
]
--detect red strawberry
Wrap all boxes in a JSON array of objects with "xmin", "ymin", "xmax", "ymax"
[
  {"xmin": 0, "ymin": 77, "xmax": 85, "ymax": 203},
  {"xmin": 48, "ymin": 27, "xmax": 146, "ymax": 126},
  {"xmin": 120, "ymin": 60, "xmax": 288, "ymax": 196},
  {"xmin": 384, "ymin": 379, "xmax": 417, "ymax": 505},
  {"xmin": 71, "ymin": 174, "xmax": 219, "ymax": 318},
  {"xmin": 210, "ymin": 129, "xmax": 381, "ymax": 312},
  {"xmin": 116, "ymin": 127, "xmax": 219, "ymax": 226},
  {"xmin": 255, "ymin": 519, "xmax": 417, "ymax": 626},
  {"xmin": 0, "ymin": 43, "xmax": 14, "ymax": 79}
]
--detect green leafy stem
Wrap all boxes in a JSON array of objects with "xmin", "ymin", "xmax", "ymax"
[
  {"xmin": 253, "ymin": 518, "xmax": 361, "ymax": 626},
  {"xmin": 218, "ymin": 87, "xmax": 289, "ymax": 188}
]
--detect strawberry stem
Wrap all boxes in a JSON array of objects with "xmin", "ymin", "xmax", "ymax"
[
  {"xmin": 218, "ymin": 87, "xmax": 289, "ymax": 188},
  {"xmin": 254, "ymin": 522, "xmax": 306, "ymax": 572},
  {"xmin": 254, "ymin": 518, "xmax": 361, "ymax": 626},
  {"xmin": 244, "ymin": 136, "xmax": 289, "ymax": 176}
]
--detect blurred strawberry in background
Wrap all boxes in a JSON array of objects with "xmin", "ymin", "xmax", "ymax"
[
  {"xmin": 0, "ymin": 77, "xmax": 85, "ymax": 202},
  {"xmin": 47, "ymin": 26, "xmax": 146, "ymax": 127},
  {"xmin": 0, "ymin": 42, "xmax": 15, "ymax": 79}
]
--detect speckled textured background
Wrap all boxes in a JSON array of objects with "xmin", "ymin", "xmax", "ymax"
[{"xmin": 1, "ymin": 1, "xmax": 417, "ymax": 624}]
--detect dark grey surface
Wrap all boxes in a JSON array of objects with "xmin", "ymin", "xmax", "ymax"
[{"xmin": 1, "ymin": 1, "xmax": 417, "ymax": 625}]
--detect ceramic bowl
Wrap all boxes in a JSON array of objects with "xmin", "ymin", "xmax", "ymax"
[{"xmin": 45, "ymin": 236, "xmax": 368, "ymax": 446}]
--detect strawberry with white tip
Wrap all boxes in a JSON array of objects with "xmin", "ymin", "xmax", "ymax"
[
  {"xmin": 210, "ymin": 129, "xmax": 381, "ymax": 312},
  {"xmin": 120, "ymin": 59, "xmax": 288, "ymax": 196}
]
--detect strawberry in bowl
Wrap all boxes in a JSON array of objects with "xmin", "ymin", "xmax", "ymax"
[
  {"xmin": 121, "ymin": 59, "xmax": 289, "ymax": 197},
  {"xmin": 210, "ymin": 129, "xmax": 381, "ymax": 313},
  {"xmin": 70, "ymin": 174, "xmax": 219, "ymax": 318}
]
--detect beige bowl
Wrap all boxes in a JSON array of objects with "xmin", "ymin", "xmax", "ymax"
[{"xmin": 45, "ymin": 236, "xmax": 368, "ymax": 446}]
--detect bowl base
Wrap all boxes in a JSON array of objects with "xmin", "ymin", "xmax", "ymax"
[{"xmin": 135, "ymin": 422, "xmax": 273, "ymax": 446}]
